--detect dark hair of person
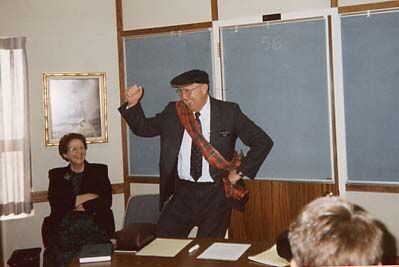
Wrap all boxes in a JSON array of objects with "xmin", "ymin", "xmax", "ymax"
[{"xmin": 58, "ymin": 133, "xmax": 87, "ymax": 161}]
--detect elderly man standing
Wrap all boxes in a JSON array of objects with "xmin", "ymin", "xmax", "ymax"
[{"xmin": 119, "ymin": 69, "xmax": 273, "ymax": 238}]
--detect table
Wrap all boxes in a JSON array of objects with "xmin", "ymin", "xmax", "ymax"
[{"xmin": 70, "ymin": 239, "xmax": 274, "ymax": 267}]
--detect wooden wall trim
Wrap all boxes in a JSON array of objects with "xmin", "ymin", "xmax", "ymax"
[
  {"xmin": 111, "ymin": 183, "xmax": 125, "ymax": 194},
  {"xmin": 31, "ymin": 183, "xmax": 125, "ymax": 203},
  {"xmin": 31, "ymin": 191, "xmax": 48, "ymax": 203},
  {"xmin": 121, "ymin": 22, "xmax": 212, "ymax": 37},
  {"xmin": 115, "ymin": 0, "xmax": 131, "ymax": 205},
  {"xmin": 338, "ymin": 1, "xmax": 399, "ymax": 194},
  {"xmin": 331, "ymin": 0, "xmax": 338, "ymax": 8},
  {"xmin": 130, "ymin": 176, "xmax": 160, "ymax": 184},
  {"xmin": 346, "ymin": 184, "xmax": 399, "ymax": 193},
  {"xmin": 211, "ymin": 0, "xmax": 219, "ymax": 20},
  {"xmin": 327, "ymin": 15, "xmax": 339, "ymax": 188},
  {"xmin": 338, "ymin": 1, "xmax": 399, "ymax": 13}
]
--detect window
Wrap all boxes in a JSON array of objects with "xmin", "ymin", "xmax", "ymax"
[{"xmin": 0, "ymin": 37, "xmax": 32, "ymax": 219}]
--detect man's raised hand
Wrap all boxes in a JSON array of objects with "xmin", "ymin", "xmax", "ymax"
[{"xmin": 125, "ymin": 84, "xmax": 143, "ymax": 107}]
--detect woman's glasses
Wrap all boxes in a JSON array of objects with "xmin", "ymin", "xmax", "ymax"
[{"xmin": 67, "ymin": 147, "xmax": 86, "ymax": 153}]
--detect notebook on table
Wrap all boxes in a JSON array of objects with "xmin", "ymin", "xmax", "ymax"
[{"xmin": 79, "ymin": 243, "xmax": 113, "ymax": 263}]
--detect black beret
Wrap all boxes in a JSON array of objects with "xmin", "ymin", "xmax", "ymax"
[{"xmin": 170, "ymin": 69, "xmax": 209, "ymax": 87}]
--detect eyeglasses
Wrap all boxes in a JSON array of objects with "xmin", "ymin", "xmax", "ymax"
[
  {"xmin": 175, "ymin": 84, "xmax": 202, "ymax": 97},
  {"xmin": 67, "ymin": 147, "xmax": 86, "ymax": 153}
]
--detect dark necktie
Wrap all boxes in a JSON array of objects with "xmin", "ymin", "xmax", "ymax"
[{"xmin": 190, "ymin": 112, "xmax": 202, "ymax": 181}]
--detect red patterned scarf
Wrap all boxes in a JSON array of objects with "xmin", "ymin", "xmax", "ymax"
[{"xmin": 176, "ymin": 101, "xmax": 248, "ymax": 200}]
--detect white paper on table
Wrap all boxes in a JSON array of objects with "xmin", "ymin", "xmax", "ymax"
[
  {"xmin": 197, "ymin": 242, "xmax": 251, "ymax": 261},
  {"xmin": 136, "ymin": 238, "xmax": 192, "ymax": 257},
  {"xmin": 248, "ymin": 244, "xmax": 290, "ymax": 266}
]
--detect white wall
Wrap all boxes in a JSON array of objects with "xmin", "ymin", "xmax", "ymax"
[
  {"xmin": 0, "ymin": 0, "xmax": 125, "ymax": 264},
  {"xmin": 218, "ymin": 0, "xmax": 331, "ymax": 19},
  {"xmin": 340, "ymin": 0, "xmax": 389, "ymax": 5},
  {"xmin": 122, "ymin": 0, "xmax": 212, "ymax": 30},
  {"xmin": 0, "ymin": 0, "xmax": 123, "ymax": 191}
]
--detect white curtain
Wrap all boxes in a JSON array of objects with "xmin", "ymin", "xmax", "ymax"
[{"xmin": 0, "ymin": 37, "xmax": 32, "ymax": 218}]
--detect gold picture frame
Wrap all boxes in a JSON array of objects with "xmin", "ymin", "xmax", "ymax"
[{"xmin": 43, "ymin": 72, "xmax": 108, "ymax": 146}]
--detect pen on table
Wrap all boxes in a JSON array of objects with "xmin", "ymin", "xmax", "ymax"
[{"xmin": 188, "ymin": 244, "xmax": 200, "ymax": 253}]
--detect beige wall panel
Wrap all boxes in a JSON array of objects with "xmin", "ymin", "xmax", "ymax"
[
  {"xmin": 122, "ymin": 0, "xmax": 212, "ymax": 30},
  {"xmin": 129, "ymin": 183, "xmax": 159, "ymax": 196},
  {"xmin": 218, "ymin": 0, "xmax": 331, "ymax": 19},
  {"xmin": 339, "ymin": 0, "xmax": 391, "ymax": 6}
]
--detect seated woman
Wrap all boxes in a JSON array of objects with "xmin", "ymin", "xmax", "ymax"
[{"xmin": 43, "ymin": 133, "xmax": 115, "ymax": 266}]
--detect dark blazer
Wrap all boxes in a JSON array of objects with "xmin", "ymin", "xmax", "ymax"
[
  {"xmin": 119, "ymin": 97, "xmax": 273, "ymax": 210},
  {"xmin": 46, "ymin": 161, "xmax": 115, "ymax": 237}
]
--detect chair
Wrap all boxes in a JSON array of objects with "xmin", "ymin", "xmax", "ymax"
[
  {"xmin": 123, "ymin": 194, "xmax": 161, "ymax": 227},
  {"xmin": 115, "ymin": 194, "xmax": 161, "ymax": 251},
  {"xmin": 7, "ymin": 247, "xmax": 41, "ymax": 267},
  {"xmin": 41, "ymin": 216, "xmax": 55, "ymax": 248}
]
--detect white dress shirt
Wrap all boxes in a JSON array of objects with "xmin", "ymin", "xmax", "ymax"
[{"xmin": 177, "ymin": 96, "xmax": 213, "ymax": 182}]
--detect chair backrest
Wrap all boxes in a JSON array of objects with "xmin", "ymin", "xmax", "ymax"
[{"xmin": 124, "ymin": 194, "xmax": 161, "ymax": 227}]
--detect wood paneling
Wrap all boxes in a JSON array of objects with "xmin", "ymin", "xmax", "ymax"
[
  {"xmin": 347, "ymin": 184, "xmax": 399, "ymax": 193},
  {"xmin": 229, "ymin": 180, "xmax": 339, "ymax": 242},
  {"xmin": 124, "ymin": 178, "xmax": 339, "ymax": 242},
  {"xmin": 31, "ymin": 183, "xmax": 125, "ymax": 203}
]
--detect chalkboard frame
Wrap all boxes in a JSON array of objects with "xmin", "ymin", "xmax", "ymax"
[
  {"xmin": 341, "ymin": 9, "xmax": 399, "ymax": 185},
  {"xmin": 123, "ymin": 27, "xmax": 214, "ymax": 177},
  {"xmin": 213, "ymin": 10, "xmax": 339, "ymax": 183}
]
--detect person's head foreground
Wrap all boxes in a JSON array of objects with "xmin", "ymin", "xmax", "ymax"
[{"xmin": 289, "ymin": 196, "xmax": 383, "ymax": 267}]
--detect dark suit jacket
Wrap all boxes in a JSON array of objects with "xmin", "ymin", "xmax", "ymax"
[
  {"xmin": 46, "ymin": 161, "xmax": 115, "ymax": 237},
  {"xmin": 119, "ymin": 97, "xmax": 273, "ymax": 210}
]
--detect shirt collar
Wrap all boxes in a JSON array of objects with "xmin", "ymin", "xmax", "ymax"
[{"xmin": 196, "ymin": 95, "xmax": 210, "ymax": 118}]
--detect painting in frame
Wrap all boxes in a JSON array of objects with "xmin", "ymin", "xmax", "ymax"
[{"xmin": 43, "ymin": 72, "xmax": 108, "ymax": 146}]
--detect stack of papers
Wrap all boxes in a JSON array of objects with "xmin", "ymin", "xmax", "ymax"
[{"xmin": 248, "ymin": 244, "xmax": 290, "ymax": 266}]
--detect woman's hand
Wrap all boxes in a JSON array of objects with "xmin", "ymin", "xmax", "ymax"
[{"xmin": 75, "ymin": 193, "xmax": 99, "ymax": 207}]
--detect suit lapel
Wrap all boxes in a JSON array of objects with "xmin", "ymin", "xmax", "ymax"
[
  {"xmin": 171, "ymin": 104, "xmax": 185, "ymax": 159},
  {"xmin": 210, "ymin": 97, "xmax": 221, "ymax": 145}
]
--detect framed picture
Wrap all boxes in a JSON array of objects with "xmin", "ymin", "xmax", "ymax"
[{"xmin": 43, "ymin": 72, "xmax": 108, "ymax": 146}]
